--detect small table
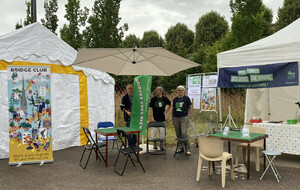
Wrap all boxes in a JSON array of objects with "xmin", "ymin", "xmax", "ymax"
[
  {"xmin": 209, "ymin": 131, "xmax": 268, "ymax": 180},
  {"xmin": 94, "ymin": 127, "xmax": 141, "ymax": 167}
]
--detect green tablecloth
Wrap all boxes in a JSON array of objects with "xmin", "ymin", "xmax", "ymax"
[
  {"xmin": 209, "ymin": 131, "xmax": 265, "ymax": 141},
  {"xmin": 95, "ymin": 127, "xmax": 140, "ymax": 134}
]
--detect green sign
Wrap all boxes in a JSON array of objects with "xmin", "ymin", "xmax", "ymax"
[{"xmin": 130, "ymin": 75, "xmax": 152, "ymax": 135}]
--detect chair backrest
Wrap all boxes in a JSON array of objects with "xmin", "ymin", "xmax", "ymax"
[
  {"xmin": 82, "ymin": 126, "xmax": 96, "ymax": 145},
  {"xmin": 147, "ymin": 121, "xmax": 165, "ymax": 128},
  {"xmin": 248, "ymin": 126, "xmax": 266, "ymax": 134},
  {"xmin": 248, "ymin": 126, "xmax": 266, "ymax": 146},
  {"xmin": 97, "ymin": 121, "xmax": 114, "ymax": 129},
  {"xmin": 116, "ymin": 129, "xmax": 128, "ymax": 148},
  {"xmin": 198, "ymin": 136, "xmax": 223, "ymax": 158}
]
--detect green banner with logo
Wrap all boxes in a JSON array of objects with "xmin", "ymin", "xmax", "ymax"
[{"xmin": 130, "ymin": 75, "xmax": 152, "ymax": 135}]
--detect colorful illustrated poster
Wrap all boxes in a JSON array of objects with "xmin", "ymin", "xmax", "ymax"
[
  {"xmin": 203, "ymin": 75, "xmax": 218, "ymax": 88},
  {"xmin": 7, "ymin": 66, "xmax": 52, "ymax": 164},
  {"xmin": 201, "ymin": 88, "xmax": 217, "ymax": 111},
  {"xmin": 187, "ymin": 76, "xmax": 201, "ymax": 109}
]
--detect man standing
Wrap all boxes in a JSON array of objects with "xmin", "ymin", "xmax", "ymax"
[
  {"xmin": 149, "ymin": 86, "xmax": 171, "ymax": 150},
  {"xmin": 172, "ymin": 85, "xmax": 192, "ymax": 156},
  {"xmin": 120, "ymin": 84, "xmax": 136, "ymax": 145}
]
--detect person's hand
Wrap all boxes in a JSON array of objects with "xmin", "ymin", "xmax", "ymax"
[
  {"xmin": 150, "ymin": 118, "xmax": 155, "ymax": 122},
  {"xmin": 127, "ymin": 111, "xmax": 132, "ymax": 117}
]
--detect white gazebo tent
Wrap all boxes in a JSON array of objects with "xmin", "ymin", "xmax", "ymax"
[
  {"xmin": 0, "ymin": 22, "xmax": 115, "ymax": 159},
  {"xmin": 217, "ymin": 18, "xmax": 300, "ymax": 122}
]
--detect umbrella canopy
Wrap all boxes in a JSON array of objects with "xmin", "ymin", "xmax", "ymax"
[{"xmin": 72, "ymin": 47, "xmax": 200, "ymax": 76}]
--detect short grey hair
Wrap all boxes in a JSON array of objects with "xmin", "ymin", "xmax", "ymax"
[
  {"xmin": 177, "ymin": 85, "xmax": 185, "ymax": 91},
  {"xmin": 156, "ymin": 86, "xmax": 164, "ymax": 93}
]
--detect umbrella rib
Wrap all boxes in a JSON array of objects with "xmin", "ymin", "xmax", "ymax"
[
  {"xmin": 140, "ymin": 50, "xmax": 198, "ymax": 65},
  {"xmin": 136, "ymin": 53, "xmax": 169, "ymax": 75},
  {"xmin": 115, "ymin": 49, "xmax": 135, "ymax": 75},
  {"xmin": 74, "ymin": 49, "xmax": 133, "ymax": 65}
]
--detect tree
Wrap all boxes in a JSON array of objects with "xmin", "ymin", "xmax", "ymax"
[
  {"xmin": 122, "ymin": 34, "xmax": 141, "ymax": 48},
  {"xmin": 10, "ymin": 121, "xmax": 15, "ymax": 128},
  {"xmin": 228, "ymin": 0, "xmax": 273, "ymax": 48},
  {"xmin": 140, "ymin": 30, "xmax": 164, "ymax": 47},
  {"xmin": 83, "ymin": 0, "xmax": 128, "ymax": 48},
  {"xmin": 15, "ymin": 1, "xmax": 33, "ymax": 29},
  {"xmin": 9, "ymin": 106, "xmax": 15, "ymax": 117},
  {"xmin": 41, "ymin": 0, "xmax": 59, "ymax": 35},
  {"xmin": 195, "ymin": 11, "xmax": 229, "ymax": 48},
  {"xmin": 165, "ymin": 23, "xmax": 194, "ymax": 57},
  {"xmin": 60, "ymin": 0, "xmax": 89, "ymax": 50},
  {"xmin": 275, "ymin": 0, "xmax": 300, "ymax": 31}
]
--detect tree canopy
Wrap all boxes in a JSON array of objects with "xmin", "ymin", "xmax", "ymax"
[
  {"xmin": 41, "ymin": 0, "xmax": 59, "ymax": 35},
  {"xmin": 60, "ymin": 0, "xmax": 89, "ymax": 50},
  {"xmin": 275, "ymin": 0, "xmax": 300, "ymax": 31},
  {"xmin": 83, "ymin": 0, "xmax": 128, "ymax": 48},
  {"xmin": 165, "ymin": 23, "xmax": 194, "ymax": 57},
  {"xmin": 195, "ymin": 11, "xmax": 229, "ymax": 48}
]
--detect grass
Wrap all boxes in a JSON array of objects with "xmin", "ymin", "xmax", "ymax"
[{"xmin": 114, "ymin": 90, "xmax": 246, "ymax": 147}]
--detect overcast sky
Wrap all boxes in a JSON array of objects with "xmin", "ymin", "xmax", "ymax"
[{"xmin": 0, "ymin": 0, "xmax": 284, "ymax": 38}]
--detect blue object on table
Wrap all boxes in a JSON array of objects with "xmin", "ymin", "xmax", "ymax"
[{"xmin": 97, "ymin": 122, "xmax": 118, "ymax": 151}]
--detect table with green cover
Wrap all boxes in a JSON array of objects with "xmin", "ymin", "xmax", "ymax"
[
  {"xmin": 94, "ymin": 127, "xmax": 141, "ymax": 167},
  {"xmin": 209, "ymin": 131, "xmax": 268, "ymax": 180}
]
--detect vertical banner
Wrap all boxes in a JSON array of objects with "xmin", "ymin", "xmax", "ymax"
[
  {"xmin": 187, "ymin": 76, "xmax": 201, "ymax": 109},
  {"xmin": 201, "ymin": 88, "xmax": 217, "ymax": 111},
  {"xmin": 7, "ymin": 66, "xmax": 53, "ymax": 165},
  {"xmin": 130, "ymin": 75, "xmax": 152, "ymax": 135}
]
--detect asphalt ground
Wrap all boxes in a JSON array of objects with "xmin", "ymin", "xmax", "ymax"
[{"xmin": 1, "ymin": 141, "xmax": 300, "ymax": 190}]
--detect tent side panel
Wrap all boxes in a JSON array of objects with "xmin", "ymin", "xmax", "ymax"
[
  {"xmin": 0, "ymin": 71, "xmax": 9, "ymax": 159},
  {"xmin": 87, "ymin": 76, "xmax": 115, "ymax": 133},
  {"xmin": 245, "ymin": 89, "xmax": 269, "ymax": 122},
  {"xmin": 269, "ymin": 86, "xmax": 300, "ymax": 121},
  {"xmin": 51, "ymin": 73, "xmax": 81, "ymax": 150}
]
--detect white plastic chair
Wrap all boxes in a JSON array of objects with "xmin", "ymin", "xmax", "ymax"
[
  {"xmin": 196, "ymin": 136, "xmax": 234, "ymax": 188},
  {"xmin": 235, "ymin": 126, "xmax": 266, "ymax": 171}
]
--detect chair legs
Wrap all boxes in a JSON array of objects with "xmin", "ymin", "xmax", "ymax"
[
  {"xmin": 260, "ymin": 154, "xmax": 281, "ymax": 182},
  {"xmin": 114, "ymin": 151, "xmax": 145, "ymax": 176},
  {"xmin": 80, "ymin": 146, "xmax": 106, "ymax": 169},
  {"xmin": 80, "ymin": 147, "xmax": 93, "ymax": 169},
  {"xmin": 236, "ymin": 146, "xmax": 261, "ymax": 172},
  {"xmin": 196, "ymin": 157, "xmax": 202, "ymax": 181},
  {"xmin": 196, "ymin": 157, "xmax": 234, "ymax": 188}
]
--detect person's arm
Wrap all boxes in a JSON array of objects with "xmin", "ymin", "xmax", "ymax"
[
  {"xmin": 164, "ymin": 104, "xmax": 171, "ymax": 115},
  {"xmin": 150, "ymin": 107, "xmax": 154, "ymax": 121},
  {"xmin": 125, "ymin": 109, "xmax": 132, "ymax": 117},
  {"xmin": 121, "ymin": 95, "xmax": 132, "ymax": 117},
  {"xmin": 188, "ymin": 104, "xmax": 192, "ymax": 117}
]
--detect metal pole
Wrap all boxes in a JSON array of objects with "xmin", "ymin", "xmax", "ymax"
[{"xmin": 31, "ymin": 0, "xmax": 37, "ymax": 23}]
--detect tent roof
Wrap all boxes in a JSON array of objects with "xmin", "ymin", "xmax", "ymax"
[
  {"xmin": 0, "ymin": 22, "xmax": 77, "ymax": 66},
  {"xmin": 0, "ymin": 22, "xmax": 114, "ymax": 84},
  {"xmin": 218, "ymin": 18, "xmax": 300, "ymax": 68}
]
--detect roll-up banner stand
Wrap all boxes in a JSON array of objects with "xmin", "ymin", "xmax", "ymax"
[{"xmin": 8, "ymin": 66, "xmax": 53, "ymax": 165}]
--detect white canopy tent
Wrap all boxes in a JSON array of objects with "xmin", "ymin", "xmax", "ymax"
[
  {"xmin": 0, "ymin": 22, "xmax": 115, "ymax": 159},
  {"xmin": 217, "ymin": 18, "xmax": 300, "ymax": 122}
]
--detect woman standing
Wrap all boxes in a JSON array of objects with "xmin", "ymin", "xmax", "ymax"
[{"xmin": 172, "ymin": 85, "xmax": 192, "ymax": 156}]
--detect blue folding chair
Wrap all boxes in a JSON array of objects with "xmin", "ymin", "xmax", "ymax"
[{"xmin": 97, "ymin": 122, "xmax": 119, "ymax": 151}]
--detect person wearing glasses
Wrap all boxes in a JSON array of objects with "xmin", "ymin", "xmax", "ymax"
[{"xmin": 120, "ymin": 84, "xmax": 136, "ymax": 145}]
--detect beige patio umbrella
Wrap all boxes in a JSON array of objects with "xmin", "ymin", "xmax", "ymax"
[{"xmin": 72, "ymin": 47, "xmax": 200, "ymax": 76}]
